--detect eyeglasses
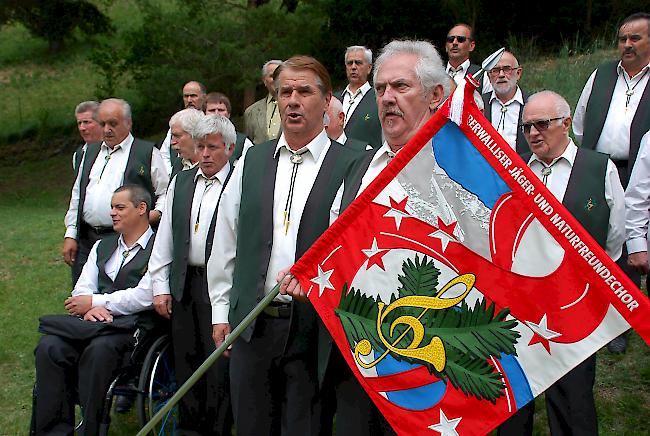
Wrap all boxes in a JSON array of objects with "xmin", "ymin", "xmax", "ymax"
[
  {"xmin": 488, "ymin": 66, "xmax": 519, "ymax": 77},
  {"xmin": 446, "ymin": 35, "xmax": 468, "ymax": 43},
  {"xmin": 520, "ymin": 117, "xmax": 565, "ymax": 134}
]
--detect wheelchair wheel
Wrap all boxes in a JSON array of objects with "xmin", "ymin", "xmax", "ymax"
[{"xmin": 136, "ymin": 334, "xmax": 178, "ymax": 435}]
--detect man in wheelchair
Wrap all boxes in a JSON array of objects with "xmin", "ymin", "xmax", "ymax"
[{"xmin": 33, "ymin": 184, "xmax": 158, "ymax": 435}]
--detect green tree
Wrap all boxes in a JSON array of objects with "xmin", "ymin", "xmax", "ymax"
[{"xmin": 2, "ymin": 0, "xmax": 112, "ymax": 53}]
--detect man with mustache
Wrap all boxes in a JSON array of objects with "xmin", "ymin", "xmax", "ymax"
[
  {"xmin": 159, "ymin": 81, "xmax": 208, "ymax": 175},
  {"xmin": 208, "ymin": 55, "xmax": 365, "ymax": 436},
  {"xmin": 63, "ymin": 98, "xmax": 169, "ymax": 285},
  {"xmin": 481, "ymin": 50, "xmax": 529, "ymax": 153},
  {"xmin": 72, "ymin": 101, "xmax": 103, "ymax": 174},
  {"xmin": 335, "ymin": 46, "xmax": 383, "ymax": 149},
  {"xmin": 281, "ymin": 40, "xmax": 450, "ymax": 436},
  {"xmin": 573, "ymin": 12, "xmax": 650, "ymax": 353}
]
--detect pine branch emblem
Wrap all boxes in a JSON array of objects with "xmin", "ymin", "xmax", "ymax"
[{"xmin": 335, "ymin": 254, "xmax": 520, "ymax": 403}]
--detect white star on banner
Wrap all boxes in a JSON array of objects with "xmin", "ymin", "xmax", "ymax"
[
  {"xmin": 310, "ymin": 265, "xmax": 335, "ymax": 297},
  {"xmin": 525, "ymin": 314, "xmax": 562, "ymax": 340},
  {"xmin": 428, "ymin": 409, "xmax": 462, "ymax": 436},
  {"xmin": 428, "ymin": 229, "xmax": 455, "ymax": 251},
  {"xmin": 362, "ymin": 238, "xmax": 383, "ymax": 257}
]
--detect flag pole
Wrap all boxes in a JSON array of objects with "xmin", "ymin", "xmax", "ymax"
[{"xmin": 136, "ymin": 282, "xmax": 282, "ymax": 436}]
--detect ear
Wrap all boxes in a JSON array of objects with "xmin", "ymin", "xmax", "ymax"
[
  {"xmin": 562, "ymin": 116, "xmax": 572, "ymax": 132},
  {"xmin": 226, "ymin": 142, "xmax": 235, "ymax": 156},
  {"xmin": 337, "ymin": 110, "xmax": 345, "ymax": 127},
  {"xmin": 469, "ymin": 40, "xmax": 476, "ymax": 52},
  {"xmin": 138, "ymin": 201, "xmax": 147, "ymax": 216},
  {"xmin": 429, "ymin": 84, "xmax": 445, "ymax": 111}
]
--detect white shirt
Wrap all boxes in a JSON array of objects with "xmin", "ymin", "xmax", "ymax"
[
  {"xmin": 528, "ymin": 140, "xmax": 625, "ymax": 260},
  {"xmin": 488, "ymin": 87, "xmax": 524, "ymax": 150},
  {"xmin": 160, "ymin": 128, "xmax": 173, "ymax": 176},
  {"xmin": 64, "ymin": 133, "xmax": 170, "ymax": 239},
  {"xmin": 335, "ymin": 132, "xmax": 348, "ymax": 144},
  {"xmin": 625, "ymin": 131, "xmax": 650, "ymax": 254},
  {"xmin": 447, "ymin": 59, "xmax": 472, "ymax": 85},
  {"xmin": 149, "ymin": 164, "xmax": 231, "ymax": 297},
  {"xmin": 573, "ymin": 61, "xmax": 650, "ymax": 159},
  {"xmin": 72, "ymin": 227, "xmax": 155, "ymax": 315},
  {"xmin": 330, "ymin": 142, "xmax": 396, "ymax": 223},
  {"xmin": 207, "ymin": 130, "xmax": 332, "ymax": 324},
  {"xmin": 342, "ymin": 81, "xmax": 372, "ymax": 127}
]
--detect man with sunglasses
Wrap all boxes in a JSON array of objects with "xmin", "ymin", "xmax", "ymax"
[
  {"xmin": 334, "ymin": 45, "xmax": 383, "ymax": 149},
  {"xmin": 445, "ymin": 23, "xmax": 488, "ymax": 93},
  {"xmin": 481, "ymin": 51, "xmax": 529, "ymax": 153},
  {"xmin": 573, "ymin": 12, "xmax": 650, "ymax": 353},
  {"xmin": 498, "ymin": 90, "xmax": 625, "ymax": 436}
]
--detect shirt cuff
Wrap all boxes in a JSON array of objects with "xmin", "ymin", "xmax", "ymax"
[
  {"xmin": 152, "ymin": 281, "xmax": 171, "ymax": 297},
  {"xmin": 92, "ymin": 294, "xmax": 109, "ymax": 308},
  {"xmin": 64, "ymin": 227, "xmax": 78, "ymax": 239},
  {"xmin": 212, "ymin": 304, "xmax": 230, "ymax": 325},
  {"xmin": 626, "ymin": 238, "xmax": 647, "ymax": 254}
]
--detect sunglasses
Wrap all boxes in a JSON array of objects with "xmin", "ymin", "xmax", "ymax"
[
  {"xmin": 520, "ymin": 117, "xmax": 564, "ymax": 134},
  {"xmin": 446, "ymin": 35, "xmax": 468, "ymax": 43}
]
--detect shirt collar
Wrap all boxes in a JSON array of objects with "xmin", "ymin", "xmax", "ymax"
[
  {"xmin": 274, "ymin": 129, "xmax": 330, "ymax": 162},
  {"xmin": 266, "ymin": 94, "xmax": 277, "ymax": 104},
  {"xmin": 194, "ymin": 161, "xmax": 231, "ymax": 185},
  {"xmin": 447, "ymin": 59, "xmax": 471, "ymax": 74},
  {"xmin": 118, "ymin": 226, "xmax": 154, "ymax": 251},
  {"xmin": 373, "ymin": 141, "xmax": 400, "ymax": 164},
  {"xmin": 489, "ymin": 86, "xmax": 524, "ymax": 106},
  {"xmin": 102, "ymin": 132, "xmax": 134, "ymax": 153},
  {"xmin": 335, "ymin": 132, "xmax": 347, "ymax": 144},
  {"xmin": 528, "ymin": 139, "xmax": 577, "ymax": 167},
  {"xmin": 617, "ymin": 60, "xmax": 650, "ymax": 80},
  {"xmin": 344, "ymin": 81, "xmax": 371, "ymax": 98}
]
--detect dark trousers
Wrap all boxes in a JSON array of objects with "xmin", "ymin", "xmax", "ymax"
[
  {"xmin": 229, "ymin": 315, "xmax": 319, "ymax": 436},
  {"xmin": 318, "ymin": 346, "xmax": 395, "ymax": 436},
  {"xmin": 72, "ymin": 224, "xmax": 115, "ymax": 286},
  {"xmin": 498, "ymin": 354, "xmax": 598, "ymax": 436},
  {"xmin": 33, "ymin": 332, "xmax": 134, "ymax": 436},
  {"xmin": 172, "ymin": 267, "xmax": 232, "ymax": 436}
]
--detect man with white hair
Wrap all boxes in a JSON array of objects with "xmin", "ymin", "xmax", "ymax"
[
  {"xmin": 283, "ymin": 39, "xmax": 449, "ymax": 436},
  {"xmin": 324, "ymin": 95, "xmax": 368, "ymax": 150},
  {"xmin": 167, "ymin": 108, "xmax": 204, "ymax": 177},
  {"xmin": 63, "ymin": 98, "xmax": 169, "ymax": 285},
  {"xmin": 335, "ymin": 45, "xmax": 383, "ymax": 148},
  {"xmin": 481, "ymin": 50, "xmax": 529, "ymax": 153},
  {"xmin": 149, "ymin": 113, "xmax": 235, "ymax": 435},
  {"xmin": 72, "ymin": 100, "xmax": 103, "ymax": 174},
  {"xmin": 244, "ymin": 59, "xmax": 283, "ymax": 144}
]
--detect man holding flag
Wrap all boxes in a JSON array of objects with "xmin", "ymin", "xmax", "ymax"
[
  {"xmin": 280, "ymin": 39, "xmax": 647, "ymax": 435},
  {"xmin": 207, "ymin": 56, "xmax": 365, "ymax": 436}
]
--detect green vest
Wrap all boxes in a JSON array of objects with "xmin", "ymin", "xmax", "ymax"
[
  {"xmin": 522, "ymin": 147, "xmax": 610, "ymax": 248},
  {"xmin": 229, "ymin": 139, "xmax": 365, "ymax": 358},
  {"xmin": 76, "ymin": 138, "xmax": 155, "ymax": 238},
  {"xmin": 96, "ymin": 232, "xmax": 155, "ymax": 294},
  {"xmin": 336, "ymin": 88, "xmax": 382, "ymax": 149},
  {"xmin": 169, "ymin": 167, "xmax": 200, "ymax": 301},
  {"xmin": 581, "ymin": 60, "xmax": 650, "ymax": 183},
  {"xmin": 168, "ymin": 166, "xmax": 232, "ymax": 301},
  {"xmin": 230, "ymin": 132, "xmax": 249, "ymax": 165}
]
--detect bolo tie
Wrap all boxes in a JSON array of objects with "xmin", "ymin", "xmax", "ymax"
[{"xmin": 283, "ymin": 148, "xmax": 308, "ymax": 235}]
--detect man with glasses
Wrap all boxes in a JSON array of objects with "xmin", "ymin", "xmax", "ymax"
[
  {"xmin": 498, "ymin": 90, "xmax": 625, "ymax": 436},
  {"xmin": 573, "ymin": 12, "xmax": 650, "ymax": 353},
  {"xmin": 335, "ymin": 45, "xmax": 382, "ymax": 148},
  {"xmin": 445, "ymin": 23, "xmax": 486, "ymax": 93},
  {"xmin": 244, "ymin": 60, "xmax": 283, "ymax": 144},
  {"xmin": 482, "ymin": 51, "xmax": 528, "ymax": 153}
]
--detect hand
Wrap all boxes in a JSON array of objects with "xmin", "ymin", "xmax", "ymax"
[
  {"xmin": 212, "ymin": 323, "xmax": 232, "ymax": 357},
  {"xmin": 277, "ymin": 267, "xmax": 308, "ymax": 302},
  {"xmin": 153, "ymin": 294, "xmax": 172, "ymax": 319},
  {"xmin": 84, "ymin": 306, "xmax": 113, "ymax": 322},
  {"xmin": 62, "ymin": 238, "xmax": 78, "ymax": 267},
  {"xmin": 64, "ymin": 295, "xmax": 92, "ymax": 316},
  {"xmin": 628, "ymin": 251, "xmax": 649, "ymax": 275},
  {"xmin": 149, "ymin": 210, "xmax": 162, "ymax": 225}
]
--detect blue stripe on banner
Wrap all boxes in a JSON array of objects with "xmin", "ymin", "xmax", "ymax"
[
  {"xmin": 498, "ymin": 353, "xmax": 534, "ymax": 410},
  {"xmin": 432, "ymin": 121, "xmax": 511, "ymax": 209}
]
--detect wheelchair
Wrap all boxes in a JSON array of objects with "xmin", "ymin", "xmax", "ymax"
[{"xmin": 31, "ymin": 326, "xmax": 179, "ymax": 435}]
